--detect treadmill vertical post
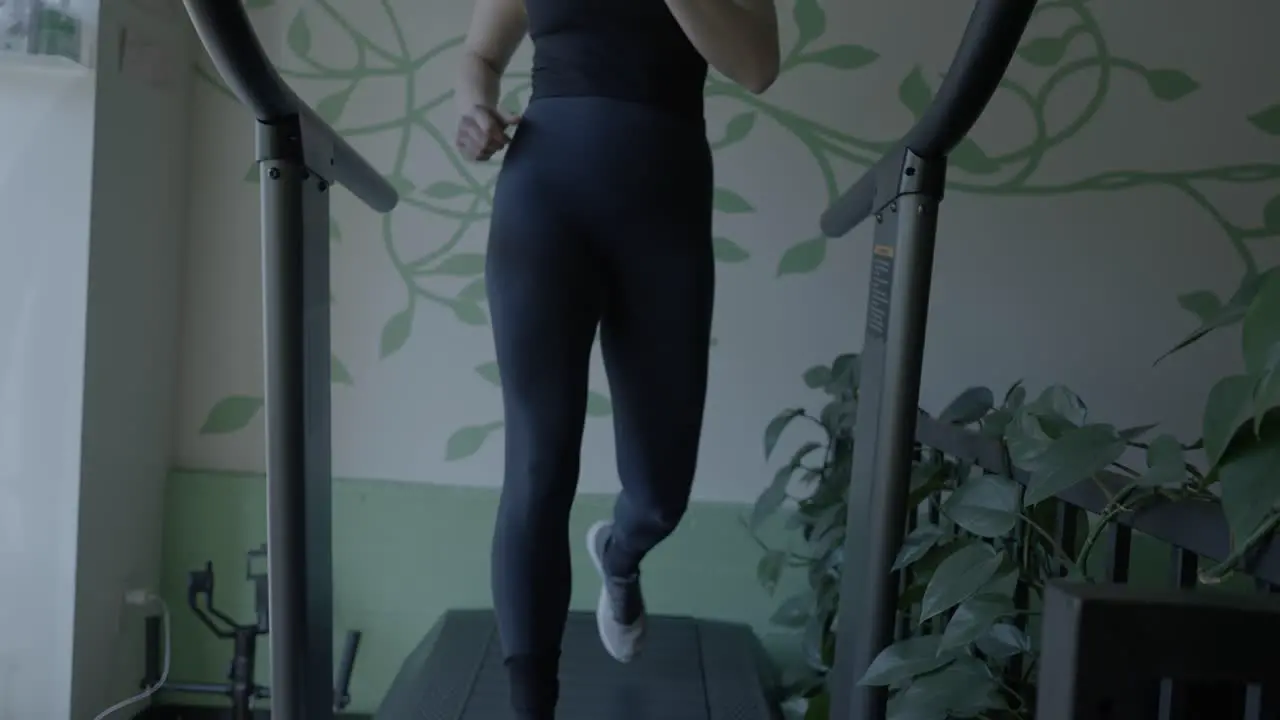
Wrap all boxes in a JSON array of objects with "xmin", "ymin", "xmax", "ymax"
[
  {"xmin": 831, "ymin": 149, "xmax": 946, "ymax": 720},
  {"xmin": 258, "ymin": 114, "xmax": 336, "ymax": 720}
]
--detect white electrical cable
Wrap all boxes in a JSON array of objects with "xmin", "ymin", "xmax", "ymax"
[{"xmin": 93, "ymin": 595, "xmax": 171, "ymax": 720}]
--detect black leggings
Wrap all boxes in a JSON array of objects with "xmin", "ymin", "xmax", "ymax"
[{"xmin": 487, "ymin": 96, "xmax": 715, "ymax": 671}]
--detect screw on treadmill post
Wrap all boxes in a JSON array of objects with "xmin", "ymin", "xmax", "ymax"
[
  {"xmin": 875, "ymin": 213, "xmax": 883, "ymax": 223},
  {"xmin": 889, "ymin": 202, "xmax": 898, "ymax": 213},
  {"xmin": 318, "ymin": 180, "xmax": 329, "ymax": 192},
  {"xmin": 268, "ymin": 168, "xmax": 281, "ymax": 180}
]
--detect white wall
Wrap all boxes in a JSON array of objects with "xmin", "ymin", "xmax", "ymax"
[
  {"xmin": 71, "ymin": 1, "xmax": 194, "ymax": 717},
  {"xmin": 0, "ymin": 61, "xmax": 95, "ymax": 720},
  {"xmin": 173, "ymin": 0, "xmax": 1280, "ymax": 503}
]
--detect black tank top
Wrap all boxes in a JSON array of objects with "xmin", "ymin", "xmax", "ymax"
[{"xmin": 525, "ymin": 0, "xmax": 709, "ymax": 120}]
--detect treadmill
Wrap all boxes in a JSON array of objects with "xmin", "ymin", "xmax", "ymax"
[{"xmin": 180, "ymin": 1, "xmax": 1033, "ymax": 718}]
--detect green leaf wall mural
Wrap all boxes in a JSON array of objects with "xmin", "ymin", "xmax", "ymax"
[{"xmin": 192, "ymin": 0, "xmax": 1280, "ymax": 469}]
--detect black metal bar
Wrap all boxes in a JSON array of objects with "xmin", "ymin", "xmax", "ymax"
[
  {"xmin": 1157, "ymin": 549, "xmax": 1200, "ymax": 720},
  {"xmin": 1105, "ymin": 524, "xmax": 1132, "ymax": 582},
  {"xmin": 143, "ymin": 615, "xmax": 163, "ymax": 688},
  {"xmin": 1037, "ymin": 582, "xmax": 1280, "ymax": 720},
  {"xmin": 914, "ymin": 414, "xmax": 1280, "ymax": 585},
  {"xmin": 820, "ymin": 0, "xmax": 1036, "ymax": 237},
  {"xmin": 830, "ymin": 150, "xmax": 946, "ymax": 720},
  {"xmin": 1244, "ymin": 582, "xmax": 1279, "ymax": 720},
  {"xmin": 259, "ymin": 116, "xmax": 337, "ymax": 720},
  {"xmin": 1055, "ymin": 502, "xmax": 1079, "ymax": 576},
  {"xmin": 182, "ymin": 0, "xmax": 397, "ymax": 213},
  {"xmin": 231, "ymin": 630, "xmax": 259, "ymax": 720}
]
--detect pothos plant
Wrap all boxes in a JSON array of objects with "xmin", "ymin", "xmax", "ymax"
[{"xmin": 752, "ymin": 267, "xmax": 1280, "ymax": 719}]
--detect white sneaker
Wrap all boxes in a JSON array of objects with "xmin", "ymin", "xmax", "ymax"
[{"xmin": 586, "ymin": 520, "xmax": 647, "ymax": 663}]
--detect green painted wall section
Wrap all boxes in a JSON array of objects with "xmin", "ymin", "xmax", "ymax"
[{"xmin": 159, "ymin": 470, "xmax": 806, "ymax": 713}]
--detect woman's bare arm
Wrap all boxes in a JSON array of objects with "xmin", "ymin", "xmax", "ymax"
[
  {"xmin": 665, "ymin": 0, "xmax": 780, "ymax": 94},
  {"xmin": 457, "ymin": 0, "xmax": 528, "ymax": 113}
]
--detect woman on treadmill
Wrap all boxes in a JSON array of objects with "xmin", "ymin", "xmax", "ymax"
[{"xmin": 454, "ymin": 0, "xmax": 779, "ymax": 715}]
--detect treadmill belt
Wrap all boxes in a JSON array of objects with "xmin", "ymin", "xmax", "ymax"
[{"xmin": 376, "ymin": 609, "xmax": 782, "ymax": 719}]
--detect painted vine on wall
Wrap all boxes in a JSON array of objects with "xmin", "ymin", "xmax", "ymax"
[{"xmin": 196, "ymin": 0, "xmax": 1280, "ymax": 464}]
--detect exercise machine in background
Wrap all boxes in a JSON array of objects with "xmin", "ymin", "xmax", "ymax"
[
  {"xmin": 136, "ymin": 545, "xmax": 364, "ymax": 719},
  {"xmin": 179, "ymin": 0, "xmax": 1033, "ymax": 718},
  {"xmin": 819, "ymin": 2, "xmax": 1034, "ymax": 719}
]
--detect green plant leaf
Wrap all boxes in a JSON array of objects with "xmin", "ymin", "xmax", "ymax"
[
  {"xmin": 792, "ymin": 0, "xmax": 826, "ymax": 48},
  {"xmin": 1144, "ymin": 68, "xmax": 1199, "ymax": 101},
  {"xmin": 286, "ymin": 10, "xmax": 312, "ymax": 57},
  {"xmin": 445, "ymin": 421, "xmax": 504, "ymax": 461},
  {"xmin": 938, "ymin": 594, "xmax": 1014, "ymax": 653},
  {"xmin": 1023, "ymin": 423, "xmax": 1125, "ymax": 506},
  {"xmin": 1118, "ymin": 423, "xmax": 1159, "ymax": 442},
  {"xmin": 458, "ymin": 277, "xmax": 488, "ymax": 302},
  {"xmin": 829, "ymin": 353, "xmax": 860, "ymax": 394},
  {"xmin": 717, "ymin": 112, "xmax": 757, "ymax": 148},
  {"xmin": 803, "ymin": 44, "xmax": 879, "ymax": 70},
  {"xmin": 804, "ymin": 364, "xmax": 832, "ymax": 389},
  {"xmin": 938, "ymin": 386, "xmax": 994, "ymax": 425},
  {"xmin": 1026, "ymin": 385, "xmax": 1088, "ymax": 427},
  {"xmin": 586, "ymin": 391, "xmax": 613, "ymax": 417},
  {"xmin": 1017, "ymin": 35, "xmax": 1068, "ymax": 66},
  {"xmin": 819, "ymin": 398, "xmax": 856, "ymax": 435},
  {"xmin": 890, "ymin": 656, "xmax": 1003, "ymax": 717},
  {"xmin": 857, "ymin": 635, "xmax": 952, "ymax": 687},
  {"xmin": 1264, "ymin": 195, "xmax": 1280, "ymax": 233},
  {"xmin": 314, "ymin": 85, "xmax": 354, "ymax": 123},
  {"xmin": 1242, "ymin": 273, "xmax": 1280, "ymax": 375},
  {"xmin": 757, "ymin": 550, "xmax": 786, "ymax": 594},
  {"xmin": 919, "ymin": 541, "xmax": 1002, "ymax": 623},
  {"xmin": 200, "ymin": 395, "xmax": 263, "ymax": 434},
  {"xmin": 1202, "ymin": 374, "xmax": 1254, "ymax": 467},
  {"xmin": 949, "ymin": 139, "xmax": 1001, "ymax": 174},
  {"xmin": 1250, "ymin": 104, "xmax": 1280, "ymax": 135},
  {"xmin": 752, "ymin": 463, "xmax": 799, "ymax": 528},
  {"xmin": 1217, "ymin": 417, "xmax": 1280, "ymax": 545},
  {"xmin": 770, "ymin": 591, "xmax": 813, "ymax": 628},
  {"xmin": 1177, "ymin": 290, "xmax": 1223, "ymax": 323},
  {"xmin": 907, "ymin": 462, "xmax": 949, "ymax": 510},
  {"xmin": 713, "ymin": 188, "xmax": 754, "ymax": 213},
  {"xmin": 802, "ymin": 610, "xmax": 831, "ymax": 671},
  {"xmin": 379, "ymin": 307, "xmax": 414, "ymax": 358},
  {"xmin": 712, "ymin": 236, "xmax": 750, "ymax": 262},
  {"xmin": 1137, "ymin": 433, "xmax": 1185, "ymax": 487},
  {"xmin": 892, "ymin": 525, "xmax": 944, "ymax": 571},
  {"xmin": 331, "ymin": 354, "xmax": 353, "ymax": 386},
  {"xmin": 898, "ymin": 67, "xmax": 932, "ymax": 118},
  {"xmin": 1154, "ymin": 269, "xmax": 1278, "ymax": 364},
  {"xmin": 1004, "ymin": 411, "xmax": 1054, "ymax": 469},
  {"xmin": 451, "ymin": 301, "xmax": 489, "ymax": 326},
  {"xmin": 474, "ymin": 361, "xmax": 501, "ymax": 386},
  {"xmin": 943, "ymin": 474, "xmax": 1020, "ymax": 538},
  {"xmin": 777, "ymin": 237, "xmax": 828, "ymax": 277},
  {"xmin": 433, "ymin": 253, "xmax": 487, "ymax": 276},
  {"xmin": 976, "ymin": 623, "xmax": 1032, "ymax": 659},
  {"xmin": 764, "ymin": 408, "xmax": 803, "ymax": 458},
  {"xmin": 424, "ymin": 181, "xmax": 473, "ymax": 199}
]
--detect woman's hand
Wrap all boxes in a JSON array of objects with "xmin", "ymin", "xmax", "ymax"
[{"xmin": 456, "ymin": 105, "xmax": 521, "ymax": 162}]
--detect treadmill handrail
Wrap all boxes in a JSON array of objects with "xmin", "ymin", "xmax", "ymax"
[
  {"xmin": 183, "ymin": 0, "xmax": 399, "ymax": 214},
  {"xmin": 820, "ymin": 0, "xmax": 1034, "ymax": 237}
]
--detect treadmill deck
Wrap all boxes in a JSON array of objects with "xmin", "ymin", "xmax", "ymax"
[{"xmin": 376, "ymin": 609, "xmax": 782, "ymax": 719}]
